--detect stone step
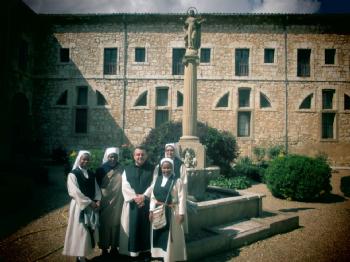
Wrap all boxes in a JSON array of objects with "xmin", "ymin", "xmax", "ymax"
[{"xmin": 186, "ymin": 210, "xmax": 299, "ymax": 261}]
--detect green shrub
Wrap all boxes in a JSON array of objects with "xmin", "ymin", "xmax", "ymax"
[
  {"xmin": 119, "ymin": 144, "xmax": 134, "ymax": 167},
  {"xmin": 209, "ymin": 175, "xmax": 252, "ymax": 190},
  {"xmin": 253, "ymin": 146, "xmax": 266, "ymax": 162},
  {"xmin": 265, "ymin": 154, "xmax": 332, "ymax": 201},
  {"xmin": 66, "ymin": 146, "xmax": 134, "ymax": 175},
  {"xmin": 234, "ymin": 156, "xmax": 267, "ymax": 182},
  {"xmin": 67, "ymin": 149, "xmax": 104, "ymax": 172},
  {"xmin": 142, "ymin": 121, "xmax": 239, "ymax": 176},
  {"xmin": 267, "ymin": 145, "xmax": 285, "ymax": 160}
]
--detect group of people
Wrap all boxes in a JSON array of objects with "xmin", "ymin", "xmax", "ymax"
[{"xmin": 62, "ymin": 144, "xmax": 188, "ymax": 262}]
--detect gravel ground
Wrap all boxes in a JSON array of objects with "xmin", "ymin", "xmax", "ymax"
[{"xmin": 0, "ymin": 166, "xmax": 349, "ymax": 262}]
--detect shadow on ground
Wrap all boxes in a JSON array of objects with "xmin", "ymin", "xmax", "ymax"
[{"xmin": 0, "ymin": 162, "xmax": 69, "ymax": 239}]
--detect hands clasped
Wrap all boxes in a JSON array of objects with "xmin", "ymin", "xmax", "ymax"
[
  {"xmin": 90, "ymin": 200, "xmax": 101, "ymax": 210},
  {"xmin": 134, "ymin": 194, "xmax": 145, "ymax": 208}
]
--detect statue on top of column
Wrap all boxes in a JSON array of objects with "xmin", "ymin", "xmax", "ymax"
[{"xmin": 183, "ymin": 8, "xmax": 205, "ymax": 51}]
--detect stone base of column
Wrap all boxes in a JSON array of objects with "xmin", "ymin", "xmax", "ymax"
[{"xmin": 179, "ymin": 136, "xmax": 206, "ymax": 168}]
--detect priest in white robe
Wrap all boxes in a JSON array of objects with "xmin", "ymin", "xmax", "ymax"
[{"xmin": 119, "ymin": 146, "xmax": 154, "ymax": 260}]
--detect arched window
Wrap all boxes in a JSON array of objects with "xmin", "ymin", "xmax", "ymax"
[
  {"xmin": 96, "ymin": 90, "xmax": 107, "ymax": 106},
  {"xmin": 260, "ymin": 92, "xmax": 271, "ymax": 108},
  {"xmin": 134, "ymin": 91, "xmax": 148, "ymax": 106},
  {"xmin": 177, "ymin": 91, "xmax": 183, "ymax": 107},
  {"xmin": 56, "ymin": 90, "xmax": 68, "ymax": 105},
  {"xmin": 299, "ymin": 93, "xmax": 313, "ymax": 109},
  {"xmin": 216, "ymin": 92, "xmax": 229, "ymax": 108}
]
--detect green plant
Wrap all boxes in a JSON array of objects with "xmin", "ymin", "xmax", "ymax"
[
  {"xmin": 234, "ymin": 156, "xmax": 264, "ymax": 182},
  {"xmin": 141, "ymin": 121, "xmax": 239, "ymax": 176},
  {"xmin": 209, "ymin": 175, "xmax": 252, "ymax": 190},
  {"xmin": 119, "ymin": 144, "xmax": 134, "ymax": 167},
  {"xmin": 253, "ymin": 146, "xmax": 266, "ymax": 162},
  {"xmin": 265, "ymin": 154, "xmax": 332, "ymax": 201},
  {"xmin": 66, "ymin": 146, "xmax": 134, "ymax": 174},
  {"xmin": 267, "ymin": 145, "xmax": 285, "ymax": 160}
]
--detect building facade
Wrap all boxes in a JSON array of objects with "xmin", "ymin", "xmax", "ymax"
[{"xmin": 4, "ymin": 5, "xmax": 350, "ymax": 165}]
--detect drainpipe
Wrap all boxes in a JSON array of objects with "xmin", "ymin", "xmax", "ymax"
[
  {"xmin": 284, "ymin": 15, "xmax": 289, "ymax": 154},
  {"xmin": 122, "ymin": 15, "xmax": 128, "ymax": 144}
]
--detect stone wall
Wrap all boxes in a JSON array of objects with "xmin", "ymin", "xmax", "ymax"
[{"xmin": 32, "ymin": 14, "xmax": 350, "ymax": 165}]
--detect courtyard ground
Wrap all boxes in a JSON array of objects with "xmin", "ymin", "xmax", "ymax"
[{"xmin": 0, "ymin": 164, "xmax": 349, "ymax": 262}]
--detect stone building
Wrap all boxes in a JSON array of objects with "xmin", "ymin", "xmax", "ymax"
[{"xmin": 3, "ymin": 1, "xmax": 350, "ymax": 166}]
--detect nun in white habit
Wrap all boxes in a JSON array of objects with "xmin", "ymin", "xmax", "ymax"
[
  {"xmin": 153, "ymin": 143, "xmax": 188, "ymax": 233},
  {"xmin": 63, "ymin": 150, "xmax": 101, "ymax": 262},
  {"xmin": 149, "ymin": 157, "xmax": 187, "ymax": 262}
]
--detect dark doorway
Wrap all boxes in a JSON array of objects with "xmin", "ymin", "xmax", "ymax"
[{"xmin": 10, "ymin": 93, "xmax": 32, "ymax": 159}]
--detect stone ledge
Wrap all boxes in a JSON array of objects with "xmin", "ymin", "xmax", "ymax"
[{"xmin": 186, "ymin": 211, "xmax": 299, "ymax": 261}]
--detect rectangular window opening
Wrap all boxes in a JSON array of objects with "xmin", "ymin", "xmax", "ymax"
[
  {"xmin": 135, "ymin": 47, "xmax": 146, "ymax": 62},
  {"xmin": 60, "ymin": 48, "xmax": 70, "ymax": 63},
  {"xmin": 237, "ymin": 111, "xmax": 251, "ymax": 137},
  {"xmin": 235, "ymin": 49, "xmax": 249, "ymax": 76},
  {"xmin": 264, "ymin": 48, "xmax": 275, "ymax": 63},
  {"xmin": 155, "ymin": 110, "xmax": 169, "ymax": 127},
  {"xmin": 75, "ymin": 108, "xmax": 88, "ymax": 133},
  {"xmin": 325, "ymin": 49, "xmax": 336, "ymax": 65},
  {"xmin": 200, "ymin": 48, "xmax": 211, "ymax": 63},
  {"xmin": 297, "ymin": 49, "xmax": 311, "ymax": 77},
  {"xmin": 322, "ymin": 113, "xmax": 335, "ymax": 139},
  {"xmin": 104, "ymin": 48, "xmax": 117, "ymax": 75},
  {"xmin": 172, "ymin": 48, "xmax": 185, "ymax": 75}
]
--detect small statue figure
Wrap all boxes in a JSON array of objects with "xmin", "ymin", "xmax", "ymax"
[
  {"xmin": 182, "ymin": 148, "xmax": 197, "ymax": 168},
  {"xmin": 183, "ymin": 8, "xmax": 205, "ymax": 50}
]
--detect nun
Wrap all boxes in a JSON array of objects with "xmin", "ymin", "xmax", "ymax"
[
  {"xmin": 63, "ymin": 150, "xmax": 101, "ymax": 262},
  {"xmin": 149, "ymin": 157, "xmax": 187, "ymax": 262},
  {"xmin": 95, "ymin": 147, "xmax": 124, "ymax": 257}
]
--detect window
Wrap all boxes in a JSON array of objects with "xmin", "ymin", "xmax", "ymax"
[
  {"xmin": 60, "ymin": 48, "xmax": 70, "ymax": 63},
  {"xmin": 19, "ymin": 39, "xmax": 28, "ymax": 70},
  {"xmin": 96, "ymin": 91, "xmax": 107, "ymax": 106},
  {"xmin": 264, "ymin": 48, "xmax": 275, "ymax": 64},
  {"xmin": 77, "ymin": 86, "xmax": 88, "ymax": 105},
  {"xmin": 325, "ymin": 49, "xmax": 336, "ymax": 65},
  {"xmin": 260, "ymin": 92, "xmax": 271, "ymax": 108},
  {"xmin": 177, "ymin": 91, "xmax": 183, "ymax": 107},
  {"xmin": 299, "ymin": 94, "xmax": 313, "ymax": 109},
  {"xmin": 216, "ymin": 93, "xmax": 229, "ymax": 108},
  {"xmin": 56, "ymin": 90, "xmax": 68, "ymax": 105},
  {"xmin": 322, "ymin": 113, "xmax": 335, "ymax": 139},
  {"xmin": 237, "ymin": 112, "xmax": 251, "ymax": 137},
  {"xmin": 172, "ymin": 48, "xmax": 185, "ymax": 75},
  {"xmin": 104, "ymin": 48, "xmax": 117, "ymax": 75},
  {"xmin": 135, "ymin": 47, "xmax": 146, "ymax": 62},
  {"xmin": 322, "ymin": 89, "xmax": 335, "ymax": 109},
  {"xmin": 297, "ymin": 49, "xmax": 311, "ymax": 77},
  {"xmin": 75, "ymin": 108, "xmax": 88, "ymax": 133},
  {"xmin": 75, "ymin": 86, "xmax": 88, "ymax": 134},
  {"xmin": 235, "ymin": 49, "xmax": 249, "ymax": 76},
  {"xmin": 239, "ymin": 89, "xmax": 250, "ymax": 107},
  {"xmin": 200, "ymin": 48, "xmax": 211, "ymax": 63},
  {"xmin": 345, "ymin": 94, "xmax": 350, "ymax": 110},
  {"xmin": 155, "ymin": 110, "xmax": 169, "ymax": 127},
  {"xmin": 156, "ymin": 88, "xmax": 168, "ymax": 106},
  {"xmin": 134, "ymin": 91, "xmax": 148, "ymax": 106}
]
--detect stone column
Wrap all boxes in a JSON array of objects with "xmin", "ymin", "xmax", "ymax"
[
  {"xmin": 182, "ymin": 54, "xmax": 199, "ymax": 140},
  {"xmin": 179, "ymin": 52, "xmax": 206, "ymax": 168}
]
